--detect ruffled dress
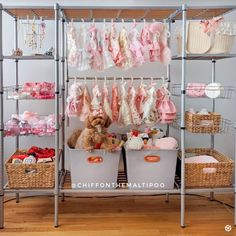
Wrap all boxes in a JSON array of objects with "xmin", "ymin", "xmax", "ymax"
[
  {"xmin": 101, "ymin": 24, "xmax": 115, "ymax": 70},
  {"xmin": 77, "ymin": 23, "xmax": 90, "ymax": 71},
  {"xmin": 129, "ymin": 86, "xmax": 142, "ymax": 125},
  {"xmin": 118, "ymin": 82, "xmax": 132, "ymax": 126},
  {"xmin": 119, "ymin": 27, "xmax": 133, "ymax": 69},
  {"xmin": 129, "ymin": 26, "xmax": 145, "ymax": 67},
  {"xmin": 87, "ymin": 24, "xmax": 103, "ymax": 70},
  {"xmin": 111, "ymin": 82, "xmax": 120, "ymax": 122},
  {"xmin": 102, "ymin": 82, "xmax": 113, "ymax": 120},
  {"xmin": 80, "ymin": 86, "xmax": 91, "ymax": 122}
]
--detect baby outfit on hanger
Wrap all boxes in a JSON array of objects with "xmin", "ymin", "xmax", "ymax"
[
  {"xmin": 149, "ymin": 22, "xmax": 162, "ymax": 62},
  {"xmin": 77, "ymin": 23, "xmax": 90, "ymax": 71},
  {"xmin": 118, "ymin": 81, "xmax": 132, "ymax": 126},
  {"xmin": 65, "ymin": 81, "xmax": 83, "ymax": 117},
  {"xmin": 91, "ymin": 83, "xmax": 101, "ymax": 110},
  {"xmin": 111, "ymin": 82, "xmax": 120, "ymax": 122},
  {"xmin": 109, "ymin": 23, "xmax": 123, "ymax": 67},
  {"xmin": 87, "ymin": 24, "xmax": 103, "ymax": 70},
  {"xmin": 80, "ymin": 85, "xmax": 91, "ymax": 122},
  {"xmin": 140, "ymin": 23, "xmax": 152, "ymax": 62},
  {"xmin": 142, "ymin": 84, "xmax": 158, "ymax": 124},
  {"xmin": 67, "ymin": 22, "xmax": 80, "ymax": 67},
  {"xmin": 119, "ymin": 27, "xmax": 133, "ymax": 69},
  {"xmin": 128, "ymin": 24, "xmax": 145, "ymax": 67},
  {"xmin": 101, "ymin": 24, "xmax": 115, "ymax": 70},
  {"xmin": 135, "ymin": 81, "xmax": 147, "ymax": 117},
  {"xmin": 102, "ymin": 81, "xmax": 113, "ymax": 120},
  {"xmin": 129, "ymin": 86, "xmax": 142, "ymax": 125},
  {"xmin": 159, "ymin": 25, "xmax": 171, "ymax": 65},
  {"xmin": 156, "ymin": 84, "xmax": 176, "ymax": 123}
]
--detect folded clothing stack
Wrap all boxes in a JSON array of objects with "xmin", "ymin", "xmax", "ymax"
[
  {"xmin": 11, "ymin": 146, "xmax": 55, "ymax": 164},
  {"xmin": 8, "ymin": 82, "xmax": 55, "ymax": 100},
  {"xmin": 5, "ymin": 111, "xmax": 59, "ymax": 136}
]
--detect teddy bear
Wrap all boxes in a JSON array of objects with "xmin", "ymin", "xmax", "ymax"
[{"xmin": 67, "ymin": 109, "xmax": 112, "ymax": 151}]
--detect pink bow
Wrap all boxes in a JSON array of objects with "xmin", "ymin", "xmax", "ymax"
[
  {"xmin": 92, "ymin": 108, "xmax": 104, "ymax": 117},
  {"xmin": 200, "ymin": 17, "xmax": 223, "ymax": 33}
]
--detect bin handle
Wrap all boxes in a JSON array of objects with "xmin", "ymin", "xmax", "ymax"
[
  {"xmin": 144, "ymin": 155, "xmax": 160, "ymax": 163},
  {"xmin": 87, "ymin": 156, "xmax": 103, "ymax": 164},
  {"xmin": 25, "ymin": 168, "xmax": 37, "ymax": 174},
  {"xmin": 202, "ymin": 167, "xmax": 216, "ymax": 174}
]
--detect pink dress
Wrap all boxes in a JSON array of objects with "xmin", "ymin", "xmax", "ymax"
[
  {"xmin": 101, "ymin": 24, "xmax": 115, "ymax": 70},
  {"xmin": 91, "ymin": 84, "xmax": 101, "ymax": 111},
  {"xmin": 142, "ymin": 85, "xmax": 158, "ymax": 124},
  {"xmin": 118, "ymin": 82, "xmax": 132, "ymax": 126},
  {"xmin": 119, "ymin": 27, "xmax": 133, "ymax": 69},
  {"xmin": 77, "ymin": 24, "xmax": 90, "ymax": 71},
  {"xmin": 111, "ymin": 83, "xmax": 120, "ymax": 122},
  {"xmin": 87, "ymin": 24, "xmax": 103, "ymax": 70},
  {"xmin": 65, "ymin": 82, "xmax": 83, "ymax": 117},
  {"xmin": 159, "ymin": 26, "xmax": 171, "ymax": 65},
  {"xmin": 149, "ymin": 22, "xmax": 163, "ymax": 62},
  {"xmin": 67, "ymin": 22, "xmax": 80, "ymax": 67},
  {"xmin": 140, "ymin": 24, "xmax": 152, "ymax": 62},
  {"xmin": 129, "ymin": 86, "xmax": 142, "ymax": 125},
  {"xmin": 102, "ymin": 82, "xmax": 112, "ymax": 120},
  {"xmin": 135, "ymin": 83, "xmax": 147, "ymax": 117},
  {"xmin": 80, "ymin": 86, "xmax": 91, "ymax": 122},
  {"xmin": 129, "ymin": 26, "xmax": 145, "ymax": 67},
  {"xmin": 109, "ymin": 24, "xmax": 123, "ymax": 67}
]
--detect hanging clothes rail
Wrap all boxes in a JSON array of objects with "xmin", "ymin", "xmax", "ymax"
[{"xmin": 67, "ymin": 77, "xmax": 169, "ymax": 81}]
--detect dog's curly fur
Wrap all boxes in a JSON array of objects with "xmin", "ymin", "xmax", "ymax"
[{"xmin": 67, "ymin": 113, "xmax": 112, "ymax": 151}]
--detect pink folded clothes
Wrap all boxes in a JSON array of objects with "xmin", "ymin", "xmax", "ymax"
[
  {"xmin": 153, "ymin": 137, "xmax": 178, "ymax": 149},
  {"xmin": 31, "ymin": 119, "xmax": 47, "ymax": 136},
  {"xmin": 185, "ymin": 155, "xmax": 218, "ymax": 174},
  {"xmin": 22, "ymin": 82, "xmax": 55, "ymax": 99}
]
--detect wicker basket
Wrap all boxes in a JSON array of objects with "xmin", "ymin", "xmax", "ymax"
[
  {"xmin": 178, "ymin": 148, "xmax": 234, "ymax": 188},
  {"xmin": 185, "ymin": 111, "xmax": 221, "ymax": 133},
  {"xmin": 177, "ymin": 21, "xmax": 235, "ymax": 54},
  {"xmin": 5, "ymin": 151, "xmax": 55, "ymax": 189}
]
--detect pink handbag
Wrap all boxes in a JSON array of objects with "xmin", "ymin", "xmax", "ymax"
[{"xmin": 186, "ymin": 83, "xmax": 206, "ymax": 97}]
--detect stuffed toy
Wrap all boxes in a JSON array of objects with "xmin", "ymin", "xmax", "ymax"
[
  {"xmin": 126, "ymin": 130, "xmax": 144, "ymax": 150},
  {"xmin": 101, "ymin": 133, "xmax": 124, "ymax": 151},
  {"xmin": 67, "ymin": 109, "xmax": 112, "ymax": 151}
]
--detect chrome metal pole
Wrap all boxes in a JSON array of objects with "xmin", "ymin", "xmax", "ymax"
[
  {"xmin": 14, "ymin": 16, "xmax": 20, "ymax": 204},
  {"xmin": 210, "ymin": 59, "xmax": 216, "ymax": 201},
  {"xmin": 180, "ymin": 4, "xmax": 187, "ymax": 228},
  {"xmin": 211, "ymin": 59, "xmax": 216, "ymax": 149},
  {"xmin": 54, "ymin": 3, "xmax": 60, "ymax": 228},
  {"xmin": 0, "ymin": 3, "xmax": 4, "ymax": 229},
  {"xmin": 60, "ymin": 13, "xmax": 65, "ymax": 202},
  {"xmin": 234, "ymin": 123, "xmax": 236, "ymax": 226},
  {"xmin": 65, "ymin": 22, "xmax": 69, "ymax": 127},
  {"xmin": 166, "ymin": 19, "xmax": 171, "ymax": 137}
]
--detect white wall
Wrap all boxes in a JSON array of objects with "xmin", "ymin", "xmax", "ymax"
[{"xmin": 2, "ymin": 1, "xmax": 236, "ymax": 172}]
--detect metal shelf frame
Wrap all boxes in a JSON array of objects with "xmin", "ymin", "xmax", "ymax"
[{"xmin": 0, "ymin": 2, "xmax": 235, "ymax": 229}]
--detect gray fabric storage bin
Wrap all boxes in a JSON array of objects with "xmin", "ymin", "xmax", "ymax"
[
  {"xmin": 68, "ymin": 147, "xmax": 121, "ymax": 189},
  {"xmin": 125, "ymin": 149, "xmax": 178, "ymax": 189}
]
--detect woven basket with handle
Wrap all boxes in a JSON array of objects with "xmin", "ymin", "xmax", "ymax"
[
  {"xmin": 5, "ymin": 150, "xmax": 55, "ymax": 189},
  {"xmin": 178, "ymin": 148, "xmax": 233, "ymax": 188},
  {"xmin": 185, "ymin": 111, "xmax": 221, "ymax": 133}
]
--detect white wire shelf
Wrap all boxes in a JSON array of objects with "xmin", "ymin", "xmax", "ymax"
[
  {"xmin": 172, "ymin": 116, "xmax": 234, "ymax": 134},
  {"xmin": 171, "ymin": 84, "xmax": 236, "ymax": 99},
  {"xmin": 4, "ymin": 85, "xmax": 58, "ymax": 100},
  {"xmin": 4, "ymin": 55, "xmax": 54, "ymax": 60},
  {"xmin": 172, "ymin": 54, "xmax": 236, "ymax": 61}
]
